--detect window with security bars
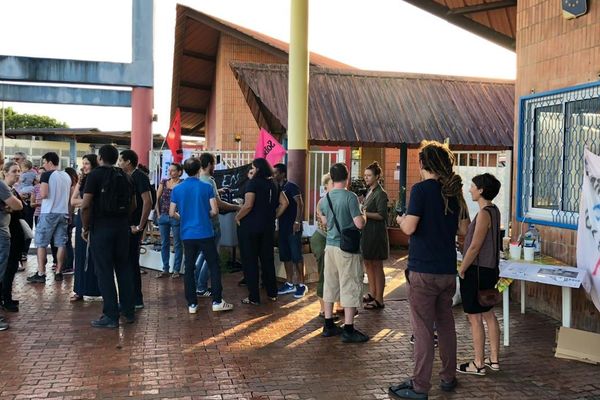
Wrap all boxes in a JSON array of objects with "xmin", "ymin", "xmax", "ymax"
[{"xmin": 519, "ymin": 83, "xmax": 600, "ymax": 229}]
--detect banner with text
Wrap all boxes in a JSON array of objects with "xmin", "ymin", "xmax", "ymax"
[{"xmin": 577, "ymin": 149, "xmax": 600, "ymax": 312}]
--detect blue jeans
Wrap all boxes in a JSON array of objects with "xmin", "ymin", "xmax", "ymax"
[
  {"xmin": 157, "ymin": 214, "xmax": 183, "ymax": 273},
  {"xmin": 195, "ymin": 232, "xmax": 220, "ymax": 291}
]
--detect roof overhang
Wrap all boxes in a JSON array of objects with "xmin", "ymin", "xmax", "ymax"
[{"xmin": 402, "ymin": 0, "xmax": 516, "ymax": 51}]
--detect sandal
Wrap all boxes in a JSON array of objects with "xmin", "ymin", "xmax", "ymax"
[
  {"xmin": 241, "ymin": 297, "xmax": 260, "ymax": 305},
  {"xmin": 362, "ymin": 293, "xmax": 375, "ymax": 303},
  {"xmin": 484, "ymin": 357, "xmax": 500, "ymax": 371},
  {"xmin": 457, "ymin": 361, "xmax": 486, "ymax": 376},
  {"xmin": 363, "ymin": 300, "xmax": 385, "ymax": 310}
]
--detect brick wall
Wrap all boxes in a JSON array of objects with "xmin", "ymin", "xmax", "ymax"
[
  {"xmin": 210, "ymin": 34, "xmax": 285, "ymax": 151},
  {"xmin": 383, "ymin": 147, "xmax": 420, "ymax": 206},
  {"xmin": 514, "ymin": 0, "xmax": 600, "ymax": 331}
]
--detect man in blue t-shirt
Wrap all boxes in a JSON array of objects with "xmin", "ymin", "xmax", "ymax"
[
  {"xmin": 170, "ymin": 157, "xmax": 233, "ymax": 314},
  {"xmin": 273, "ymin": 164, "xmax": 307, "ymax": 298}
]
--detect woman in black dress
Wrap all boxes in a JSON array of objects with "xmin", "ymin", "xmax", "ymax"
[
  {"xmin": 235, "ymin": 158, "xmax": 288, "ymax": 304},
  {"xmin": 70, "ymin": 154, "xmax": 101, "ymax": 301}
]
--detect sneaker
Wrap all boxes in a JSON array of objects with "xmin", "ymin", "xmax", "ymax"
[
  {"xmin": 2, "ymin": 302, "xmax": 18, "ymax": 313},
  {"xmin": 341, "ymin": 328, "xmax": 370, "ymax": 343},
  {"xmin": 83, "ymin": 296, "xmax": 103, "ymax": 302},
  {"xmin": 409, "ymin": 334, "xmax": 415, "ymax": 345},
  {"xmin": 61, "ymin": 268, "xmax": 74, "ymax": 275},
  {"xmin": 27, "ymin": 273, "xmax": 46, "ymax": 284},
  {"xmin": 293, "ymin": 284, "xmax": 307, "ymax": 298},
  {"xmin": 434, "ymin": 333, "xmax": 439, "ymax": 348},
  {"xmin": 171, "ymin": 272, "xmax": 181, "ymax": 279},
  {"xmin": 91, "ymin": 315, "xmax": 119, "ymax": 329},
  {"xmin": 440, "ymin": 378, "xmax": 458, "ymax": 392},
  {"xmin": 188, "ymin": 304, "xmax": 198, "ymax": 314},
  {"xmin": 321, "ymin": 325, "xmax": 343, "ymax": 337},
  {"xmin": 122, "ymin": 314, "xmax": 135, "ymax": 324},
  {"xmin": 196, "ymin": 289, "xmax": 212, "ymax": 297},
  {"xmin": 54, "ymin": 272, "xmax": 63, "ymax": 282},
  {"xmin": 277, "ymin": 282, "xmax": 295, "ymax": 295},
  {"xmin": 212, "ymin": 300, "xmax": 234, "ymax": 312},
  {"xmin": 0, "ymin": 321, "xmax": 8, "ymax": 331},
  {"xmin": 155, "ymin": 271, "xmax": 169, "ymax": 278},
  {"xmin": 134, "ymin": 304, "xmax": 145, "ymax": 310}
]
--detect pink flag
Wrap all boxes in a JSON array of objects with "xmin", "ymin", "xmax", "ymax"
[{"xmin": 254, "ymin": 128, "xmax": 286, "ymax": 166}]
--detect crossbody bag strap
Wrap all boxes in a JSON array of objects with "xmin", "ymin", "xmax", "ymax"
[
  {"xmin": 478, "ymin": 206, "xmax": 499, "ymax": 288},
  {"xmin": 326, "ymin": 193, "xmax": 343, "ymax": 235}
]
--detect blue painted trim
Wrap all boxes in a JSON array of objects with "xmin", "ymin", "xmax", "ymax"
[
  {"xmin": 515, "ymin": 82, "xmax": 600, "ymax": 231},
  {"xmin": 520, "ymin": 80, "xmax": 600, "ymax": 101},
  {"xmin": 0, "ymin": 84, "xmax": 131, "ymax": 107}
]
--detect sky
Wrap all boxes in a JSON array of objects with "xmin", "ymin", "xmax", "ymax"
[{"xmin": 0, "ymin": 0, "xmax": 516, "ymax": 135}]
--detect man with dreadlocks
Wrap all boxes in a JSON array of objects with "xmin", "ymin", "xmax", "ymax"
[{"xmin": 389, "ymin": 141, "xmax": 469, "ymax": 400}]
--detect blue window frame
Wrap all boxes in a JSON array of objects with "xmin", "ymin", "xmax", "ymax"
[{"xmin": 517, "ymin": 82, "xmax": 600, "ymax": 229}]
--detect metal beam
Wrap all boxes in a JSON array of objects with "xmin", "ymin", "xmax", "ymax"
[
  {"xmin": 447, "ymin": 0, "xmax": 516, "ymax": 15},
  {"xmin": 180, "ymin": 106, "xmax": 206, "ymax": 114},
  {"xmin": 180, "ymin": 81, "xmax": 212, "ymax": 91},
  {"xmin": 402, "ymin": 0, "xmax": 515, "ymax": 51},
  {"xmin": 182, "ymin": 50, "xmax": 217, "ymax": 63},
  {"xmin": 0, "ymin": 84, "xmax": 131, "ymax": 107},
  {"xmin": 0, "ymin": 0, "xmax": 153, "ymax": 87}
]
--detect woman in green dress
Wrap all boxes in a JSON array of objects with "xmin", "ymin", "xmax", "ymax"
[{"xmin": 361, "ymin": 161, "xmax": 389, "ymax": 310}]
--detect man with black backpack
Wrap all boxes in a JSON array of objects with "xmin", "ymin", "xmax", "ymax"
[
  {"xmin": 81, "ymin": 145, "xmax": 136, "ymax": 328},
  {"xmin": 118, "ymin": 150, "xmax": 152, "ymax": 310}
]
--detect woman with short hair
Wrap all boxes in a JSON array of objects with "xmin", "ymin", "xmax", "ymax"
[{"xmin": 457, "ymin": 173, "xmax": 502, "ymax": 376}]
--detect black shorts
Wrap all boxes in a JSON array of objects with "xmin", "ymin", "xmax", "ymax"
[{"xmin": 459, "ymin": 265, "xmax": 499, "ymax": 314}]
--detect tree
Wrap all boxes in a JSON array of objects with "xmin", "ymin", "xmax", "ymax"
[{"xmin": 1, "ymin": 107, "xmax": 68, "ymax": 129}]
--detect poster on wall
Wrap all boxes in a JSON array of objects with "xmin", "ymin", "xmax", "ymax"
[{"xmin": 577, "ymin": 149, "xmax": 600, "ymax": 312}]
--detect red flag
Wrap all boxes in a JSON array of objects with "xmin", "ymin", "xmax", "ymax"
[
  {"xmin": 254, "ymin": 128, "xmax": 286, "ymax": 166},
  {"xmin": 166, "ymin": 108, "xmax": 183, "ymax": 163}
]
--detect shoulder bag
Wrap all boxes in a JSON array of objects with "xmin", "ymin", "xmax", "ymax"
[{"xmin": 326, "ymin": 193, "xmax": 361, "ymax": 254}]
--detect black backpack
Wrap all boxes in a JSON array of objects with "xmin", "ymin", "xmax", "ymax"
[{"xmin": 99, "ymin": 167, "xmax": 131, "ymax": 217}]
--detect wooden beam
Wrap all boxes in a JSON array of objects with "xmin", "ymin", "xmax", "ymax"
[
  {"xmin": 180, "ymin": 80, "xmax": 212, "ymax": 91},
  {"xmin": 182, "ymin": 49, "xmax": 216, "ymax": 63},
  {"xmin": 180, "ymin": 106, "xmax": 206, "ymax": 114},
  {"xmin": 447, "ymin": 0, "xmax": 516, "ymax": 15},
  {"xmin": 402, "ymin": 0, "xmax": 515, "ymax": 51}
]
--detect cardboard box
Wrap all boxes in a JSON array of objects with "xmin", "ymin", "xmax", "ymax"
[{"xmin": 555, "ymin": 327, "xmax": 600, "ymax": 365}]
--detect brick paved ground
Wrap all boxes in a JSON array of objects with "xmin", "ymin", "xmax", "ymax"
[{"xmin": 0, "ymin": 251, "xmax": 599, "ymax": 400}]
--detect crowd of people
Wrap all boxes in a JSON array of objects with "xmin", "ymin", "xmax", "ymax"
[{"xmin": 0, "ymin": 140, "xmax": 504, "ymax": 399}]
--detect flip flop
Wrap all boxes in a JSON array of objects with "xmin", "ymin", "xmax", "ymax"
[{"xmin": 363, "ymin": 300, "xmax": 385, "ymax": 310}]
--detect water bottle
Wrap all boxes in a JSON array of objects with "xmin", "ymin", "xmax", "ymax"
[{"xmin": 523, "ymin": 224, "xmax": 541, "ymax": 256}]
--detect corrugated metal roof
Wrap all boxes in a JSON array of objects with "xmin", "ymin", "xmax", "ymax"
[{"xmin": 231, "ymin": 62, "xmax": 515, "ymax": 148}]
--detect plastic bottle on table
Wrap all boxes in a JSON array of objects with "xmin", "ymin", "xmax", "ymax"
[{"xmin": 523, "ymin": 224, "xmax": 541, "ymax": 256}]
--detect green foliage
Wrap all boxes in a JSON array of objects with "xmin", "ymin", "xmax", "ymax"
[{"xmin": 1, "ymin": 107, "xmax": 68, "ymax": 129}]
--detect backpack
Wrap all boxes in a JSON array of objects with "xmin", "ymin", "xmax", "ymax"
[{"xmin": 99, "ymin": 167, "xmax": 131, "ymax": 217}]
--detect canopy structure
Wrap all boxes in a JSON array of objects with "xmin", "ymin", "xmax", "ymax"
[{"xmin": 232, "ymin": 62, "xmax": 515, "ymax": 149}]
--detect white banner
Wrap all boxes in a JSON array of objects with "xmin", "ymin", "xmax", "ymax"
[
  {"xmin": 161, "ymin": 149, "xmax": 192, "ymax": 180},
  {"xmin": 577, "ymin": 149, "xmax": 600, "ymax": 312}
]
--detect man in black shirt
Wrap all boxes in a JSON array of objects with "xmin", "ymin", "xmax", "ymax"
[
  {"xmin": 81, "ymin": 145, "xmax": 136, "ymax": 328},
  {"xmin": 118, "ymin": 150, "xmax": 152, "ymax": 310}
]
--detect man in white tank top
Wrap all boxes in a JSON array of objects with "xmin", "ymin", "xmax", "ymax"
[{"xmin": 27, "ymin": 152, "xmax": 72, "ymax": 284}]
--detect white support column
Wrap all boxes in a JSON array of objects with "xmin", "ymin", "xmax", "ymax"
[
  {"xmin": 562, "ymin": 287, "xmax": 572, "ymax": 328},
  {"xmin": 503, "ymin": 288, "xmax": 510, "ymax": 346}
]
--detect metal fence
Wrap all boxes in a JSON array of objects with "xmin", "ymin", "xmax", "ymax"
[{"xmin": 519, "ymin": 82, "xmax": 600, "ymax": 228}]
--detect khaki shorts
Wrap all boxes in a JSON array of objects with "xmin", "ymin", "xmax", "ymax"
[{"xmin": 323, "ymin": 245, "xmax": 363, "ymax": 308}]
